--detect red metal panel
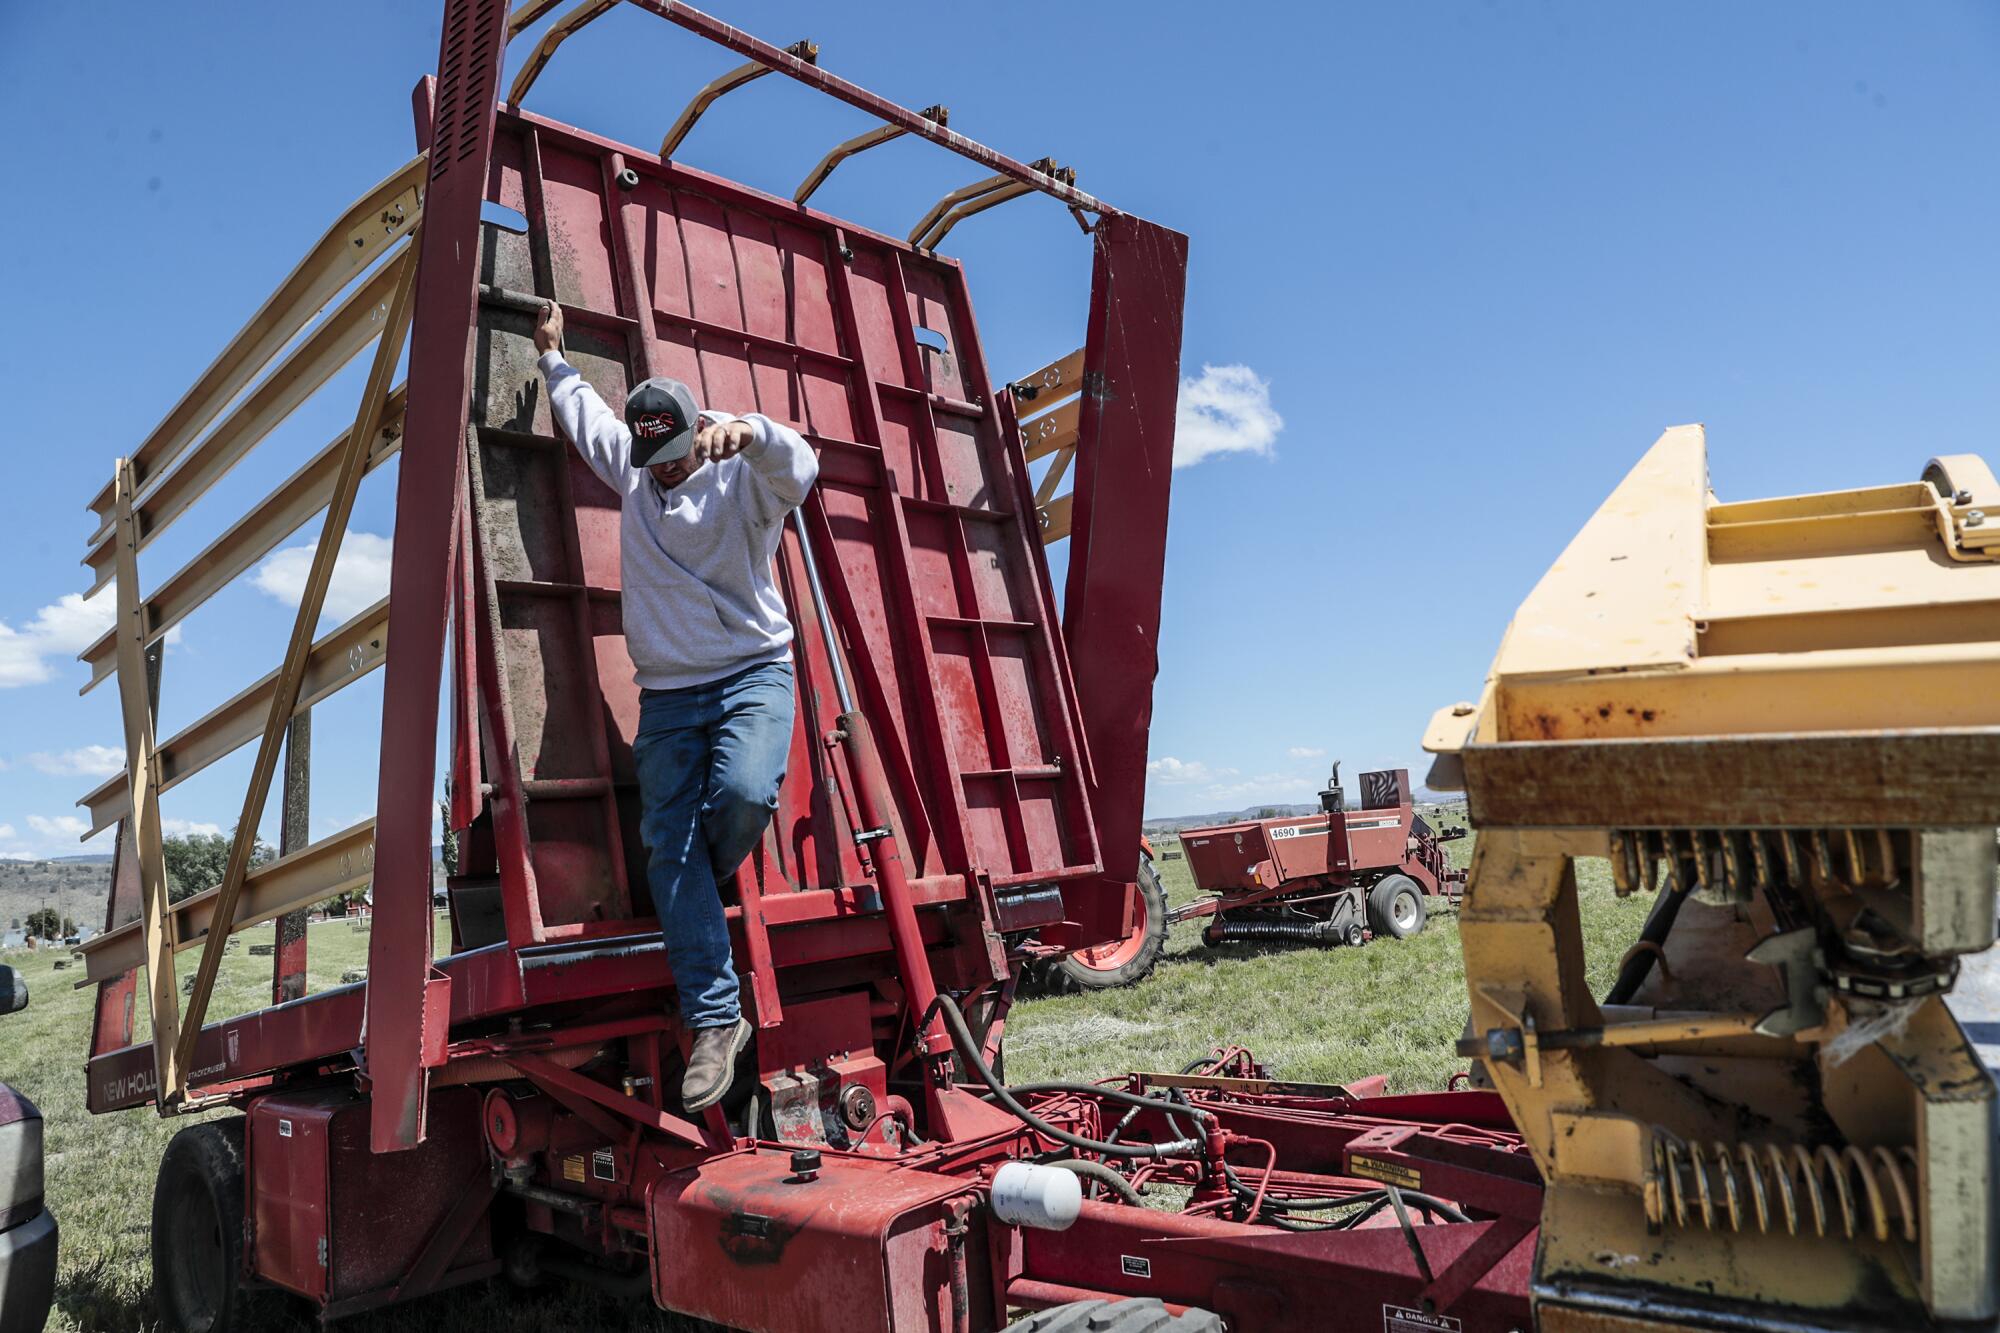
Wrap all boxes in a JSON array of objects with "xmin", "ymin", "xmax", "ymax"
[
  {"xmin": 365, "ymin": 0, "xmax": 509, "ymax": 1153},
  {"xmin": 250, "ymin": 1088, "xmax": 494, "ymax": 1306},
  {"xmin": 249, "ymin": 1093, "xmax": 335, "ymax": 1301},
  {"xmin": 648, "ymin": 1150, "xmax": 981, "ymax": 1331},
  {"xmin": 453, "ymin": 106, "xmax": 1102, "ymax": 959},
  {"xmin": 1057, "ymin": 215, "xmax": 1190, "ymax": 941}
]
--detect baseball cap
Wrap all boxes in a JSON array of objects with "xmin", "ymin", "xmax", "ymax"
[{"xmin": 624, "ymin": 377, "xmax": 701, "ymax": 467}]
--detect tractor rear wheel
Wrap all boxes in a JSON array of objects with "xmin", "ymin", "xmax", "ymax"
[
  {"xmin": 1048, "ymin": 855, "xmax": 1169, "ymax": 992},
  {"xmin": 1367, "ymin": 873, "xmax": 1427, "ymax": 940},
  {"xmin": 153, "ymin": 1119, "xmax": 266, "ymax": 1333},
  {"xmin": 1011, "ymin": 1297, "xmax": 1224, "ymax": 1331}
]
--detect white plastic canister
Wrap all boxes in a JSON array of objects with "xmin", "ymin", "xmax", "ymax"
[{"xmin": 990, "ymin": 1161, "xmax": 1083, "ymax": 1231}]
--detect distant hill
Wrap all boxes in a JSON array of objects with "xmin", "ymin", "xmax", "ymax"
[
  {"xmin": 1143, "ymin": 796, "xmax": 1468, "ymax": 837},
  {"xmin": 0, "ymin": 859, "xmax": 113, "ymax": 934}
]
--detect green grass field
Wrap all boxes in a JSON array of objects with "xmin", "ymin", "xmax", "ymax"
[{"xmin": 1, "ymin": 836, "xmax": 1650, "ymax": 1331}]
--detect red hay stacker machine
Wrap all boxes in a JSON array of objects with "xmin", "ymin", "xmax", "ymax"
[
  {"xmin": 1176, "ymin": 766, "xmax": 1468, "ymax": 949},
  {"xmin": 74, "ymin": 5, "xmax": 1542, "ymax": 1328}
]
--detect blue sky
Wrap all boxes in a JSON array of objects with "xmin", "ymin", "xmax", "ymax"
[{"xmin": 0, "ymin": 2, "xmax": 1994, "ymax": 861}]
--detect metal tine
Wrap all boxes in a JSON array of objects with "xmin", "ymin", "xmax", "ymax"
[
  {"xmin": 1610, "ymin": 831, "xmax": 1635, "ymax": 896},
  {"xmin": 1749, "ymin": 832, "xmax": 1772, "ymax": 894},
  {"xmin": 1661, "ymin": 833, "xmax": 1682, "ymax": 896},
  {"xmin": 1779, "ymin": 829, "xmax": 1803, "ymax": 886},
  {"xmin": 1720, "ymin": 833, "xmax": 1744, "ymax": 900},
  {"xmin": 1642, "ymin": 831, "xmax": 1660, "ymax": 895},
  {"xmin": 1811, "ymin": 829, "xmax": 1835, "ymax": 886},
  {"xmin": 1876, "ymin": 828, "xmax": 1901, "ymax": 889},
  {"xmin": 1842, "ymin": 829, "xmax": 1866, "ymax": 886}
]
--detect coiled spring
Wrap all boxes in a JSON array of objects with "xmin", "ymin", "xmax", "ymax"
[{"xmin": 1646, "ymin": 1127, "xmax": 1918, "ymax": 1245}]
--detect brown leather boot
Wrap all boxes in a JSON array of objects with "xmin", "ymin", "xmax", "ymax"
[{"xmin": 682, "ymin": 1017, "xmax": 751, "ymax": 1112}]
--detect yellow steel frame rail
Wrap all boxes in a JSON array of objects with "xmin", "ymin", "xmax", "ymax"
[
  {"xmin": 1008, "ymin": 349, "xmax": 1087, "ymax": 545},
  {"xmin": 82, "ymin": 158, "xmax": 421, "ymax": 543},
  {"xmin": 165, "ymin": 250, "xmax": 417, "ymax": 1092},
  {"xmin": 76, "ymin": 166, "xmax": 423, "ymax": 1110},
  {"xmin": 659, "ymin": 39, "xmax": 818, "ymax": 160},
  {"xmin": 794, "ymin": 105, "xmax": 947, "ymax": 206}
]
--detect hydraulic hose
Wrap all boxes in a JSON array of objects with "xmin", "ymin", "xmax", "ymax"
[
  {"xmin": 1044, "ymin": 1158, "xmax": 1147, "ymax": 1206},
  {"xmin": 1605, "ymin": 877, "xmax": 1694, "ymax": 1006},
  {"xmin": 933, "ymin": 995, "xmax": 1207, "ymax": 1160}
]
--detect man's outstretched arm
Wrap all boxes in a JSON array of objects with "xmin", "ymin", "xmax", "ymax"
[{"xmin": 534, "ymin": 300, "xmax": 634, "ymax": 491}]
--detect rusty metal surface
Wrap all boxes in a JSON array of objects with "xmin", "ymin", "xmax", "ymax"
[
  {"xmin": 365, "ymin": 0, "xmax": 510, "ymax": 1153},
  {"xmin": 1461, "ymin": 728, "xmax": 2000, "ymax": 828},
  {"xmin": 647, "ymin": 1149, "xmax": 980, "ymax": 1331}
]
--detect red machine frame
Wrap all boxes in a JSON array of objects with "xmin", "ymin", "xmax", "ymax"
[
  {"xmin": 80, "ymin": 4, "xmax": 1540, "ymax": 1328},
  {"xmin": 1173, "ymin": 767, "xmax": 1468, "ymax": 947}
]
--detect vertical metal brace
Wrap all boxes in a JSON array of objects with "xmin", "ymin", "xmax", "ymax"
[
  {"xmin": 171, "ymin": 249, "xmax": 419, "ymax": 1093},
  {"xmin": 272, "ymin": 710, "xmax": 313, "ymax": 1005},
  {"xmin": 112, "ymin": 460, "xmax": 183, "ymax": 1104}
]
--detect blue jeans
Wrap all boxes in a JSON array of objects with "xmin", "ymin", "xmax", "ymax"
[{"xmin": 634, "ymin": 660, "xmax": 795, "ymax": 1029}]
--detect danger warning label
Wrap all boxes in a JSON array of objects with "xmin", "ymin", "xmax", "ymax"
[
  {"xmin": 1348, "ymin": 1153, "xmax": 1422, "ymax": 1190},
  {"xmin": 1383, "ymin": 1306, "xmax": 1461, "ymax": 1333}
]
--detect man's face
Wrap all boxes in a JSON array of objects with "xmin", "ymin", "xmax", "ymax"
[{"xmin": 647, "ymin": 456, "xmax": 699, "ymax": 490}]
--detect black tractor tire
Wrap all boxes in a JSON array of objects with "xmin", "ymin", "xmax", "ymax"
[
  {"xmin": 1048, "ymin": 855, "xmax": 1169, "ymax": 992},
  {"xmin": 1367, "ymin": 874, "xmax": 1427, "ymax": 941},
  {"xmin": 153, "ymin": 1119, "xmax": 268, "ymax": 1333},
  {"xmin": 1011, "ymin": 1297, "xmax": 1225, "ymax": 1331}
]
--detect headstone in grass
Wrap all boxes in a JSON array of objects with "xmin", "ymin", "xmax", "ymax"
[
  {"xmin": 341, "ymin": 967, "xmax": 367, "ymax": 984},
  {"xmin": 248, "ymin": 943, "xmax": 275, "ymax": 957}
]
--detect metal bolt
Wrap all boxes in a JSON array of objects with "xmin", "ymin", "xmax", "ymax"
[
  {"xmin": 615, "ymin": 167, "xmax": 640, "ymax": 191},
  {"xmin": 789, "ymin": 1148, "xmax": 822, "ymax": 1182},
  {"xmin": 1966, "ymin": 509, "xmax": 1986, "ymax": 527}
]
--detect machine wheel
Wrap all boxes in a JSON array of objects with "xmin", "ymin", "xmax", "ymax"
[
  {"xmin": 1343, "ymin": 921, "xmax": 1365, "ymax": 947},
  {"xmin": 1367, "ymin": 874, "xmax": 1427, "ymax": 941},
  {"xmin": 1011, "ymin": 1298, "xmax": 1224, "ymax": 1331},
  {"xmin": 153, "ymin": 1119, "xmax": 263, "ymax": 1333},
  {"xmin": 1048, "ymin": 856, "xmax": 1168, "ymax": 992}
]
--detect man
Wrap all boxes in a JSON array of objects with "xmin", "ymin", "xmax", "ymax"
[{"xmin": 533, "ymin": 301, "xmax": 817, "ymax": 1112}]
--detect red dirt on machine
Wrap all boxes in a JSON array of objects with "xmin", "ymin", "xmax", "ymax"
[
  {"xmin": 73, "ymin": 5, "xmax": 1539, "ymax": 1330},
  {"xmin": 1175, "ymin": 765, "xmax": 1468, "ymax": 949}
]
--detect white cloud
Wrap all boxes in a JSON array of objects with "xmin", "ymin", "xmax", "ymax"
[
  {"xmin": 0, "ymin": 591, "xmax": 115, "ymax": 688},
  {"xmin": 26, "ymin": 814, "xmax": 89, "ymax": 842},
  {"xmin": 0, "ymin": 814, "xmax": 114, "ymax": 860},
  {"xmin": 1146, "ymin": 756, "xmax": 1230, "ymax": 785},
  {"xmin": 27, "ymin": 745, "xmax": 126, "ymax": 777},
  {"xmin": 1286, "ymin": 746, "xmax": 1327, "ymax": 759},
  {"xmin": 1174, "ymin": 364, "xmax": 1283, "ymax": 469},
  {"xmin": 255, "ymin": 532, "xmax": 393, "ymax": 624},
  {"xmin": 161, "ymin": 819, "xmax": 223, "ymax": 838}
]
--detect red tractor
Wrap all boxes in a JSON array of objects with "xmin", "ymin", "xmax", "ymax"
[{"xmin": 1177, "ymin": 765, "xmax": 1466, "ymax": 949}]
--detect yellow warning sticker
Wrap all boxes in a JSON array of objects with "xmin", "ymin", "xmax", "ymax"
[
  {"xmin": 562, "ymin": 1154, "xmax": 587, "ymax": 1184},
  {"xmin": 1349, "ymin": 1153, "xmax": 1422, "ymax": 1190}
]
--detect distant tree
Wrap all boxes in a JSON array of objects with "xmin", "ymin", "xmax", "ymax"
[
  {"xmin": 438, "ymin": 799, "xmax": 459, "ymax": 876},
  {"xmin": 25, "ymin": 908, "xmax": 61, "ymax": 940},
  {"xmin": 163, "ymin": 829, "xmax": 276, "ymax": 904},
  {"xmin": 61, "ymin": 916, "xmax": 77, "ymax": 938}
]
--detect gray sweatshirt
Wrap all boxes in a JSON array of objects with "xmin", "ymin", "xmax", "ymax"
[{"xmin": 539, "ymin": 352, "xmax": 819, "ymax": 691}]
